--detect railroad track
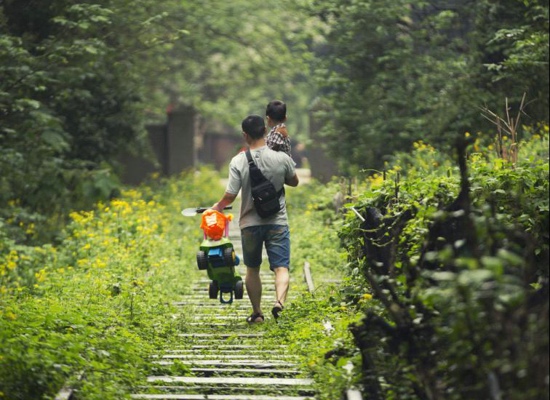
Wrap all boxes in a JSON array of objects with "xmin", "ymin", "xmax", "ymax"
[
  {"xmin": 54, "ymin": 202, "xmax": 359, "ymax": 400},
  {"xmin": 131, "ymin": 207, "xmax": 317, "ymax": 400}
]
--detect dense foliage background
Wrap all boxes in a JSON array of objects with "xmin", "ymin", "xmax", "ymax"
[
  {"xmin": 0, "ymin": 0, "xmax": 319, "ymax": 243},
  {"xmin": 1, "ymin": 0, "xmax": 548, "ymax": 399},
  {"xmin": 2, "ymin": 0, "xmax": 548, "ymax": 245},
  {"xmin": 308, "ymin": 0, "xmax": 549, "ymax": 173}
]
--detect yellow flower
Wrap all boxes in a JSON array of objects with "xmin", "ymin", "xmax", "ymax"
[
  {"xmin": 77, "ymin": 258, "xmax": 89, "ymax": 267},
  {"xmin": 362, "ymin": 293, "xmax": 373, "ymax": 300},
  {"xmin": 368, "ymin": 173, "xmax": 384, "ymax": 188},
  {"xmin": 25, "ymin": 223, "xmax": 35, "ymax": 235},
  {"xmin": 35, "ymin": 268, "xmax": 47, "ymax": 283},
  {"xmin": 5, "ymin": 311, "xmax": 17, "ymax": 320}
]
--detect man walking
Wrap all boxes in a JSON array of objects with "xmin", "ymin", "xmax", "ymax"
[{"xmin": 212, "ymin": 114, "xmax": 299, "ymax": 323}]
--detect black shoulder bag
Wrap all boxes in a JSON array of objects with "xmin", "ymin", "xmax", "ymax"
[{"xmin": 245, "ymin": 149, "xmax": 284, "ymax": 218}]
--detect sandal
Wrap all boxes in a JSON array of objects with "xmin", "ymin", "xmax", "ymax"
[
  {"xmin": 271, "ymin": 301, "xmax": 284, "ymax": 319},
  {"xmin": 246, "ymin": 312, "xmax": 264, "ymax": 324}
]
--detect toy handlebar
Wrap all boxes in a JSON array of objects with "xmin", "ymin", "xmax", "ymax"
[
  {"xmin": 181, "ymin": 206, "xmax": 233, "ymax": 217},
  {"xmin": 195, "ymin": 206, "xmax": 232, "ymax": 214}
]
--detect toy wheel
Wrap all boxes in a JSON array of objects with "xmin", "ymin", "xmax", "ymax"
[
  {"xmin": 234, "ymin": 280, "xmax": 244, "ymax": 300},
  {"xmin": 196, "ymin": 251, "xmax": 208, "ymax": 270},
  {"xmin": 223, "ymin": 247, "xmax": 235, "ymax": 266},
  {"xmin": 208, "ymin": 281, "xmax": 219, "ymax": 299}
]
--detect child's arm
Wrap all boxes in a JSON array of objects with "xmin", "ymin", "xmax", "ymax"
[{"xmin": 275, "ymin": 125, "xmax": 288, "ymax": 138}]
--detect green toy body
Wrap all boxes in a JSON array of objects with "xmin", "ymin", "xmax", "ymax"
[{"xmin": 193, "ymin": 211, "xmax": 243, "ymax": 304}]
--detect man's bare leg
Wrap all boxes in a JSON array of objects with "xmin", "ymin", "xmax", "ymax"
[
  {"xmin": 273, "ymin": 266, "xmax": 289, "ymax": 311},
  {"xmin": 246, "ymin": 266, "xmax": 263, "ymax": 319}
]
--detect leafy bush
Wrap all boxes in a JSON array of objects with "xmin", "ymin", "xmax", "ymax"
[
  {"xmin": 337, "ymin": 129, "xmax": 549, "ymax": 399},
  {"xmin": 0, "ymin": 168, "xmax": 221, "ymax": 399}
]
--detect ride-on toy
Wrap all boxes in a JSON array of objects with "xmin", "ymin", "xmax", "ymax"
[{"xmin": 181, "ymin": 206, "xmax": 243, "ymax": 304}]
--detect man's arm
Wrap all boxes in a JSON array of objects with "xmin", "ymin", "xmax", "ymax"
[
  {"xmin": 212, "ymin": 192, "xmax": 238, "ymax": 212},
  {"xmin": 285, "ymin": 174, "xmax": 299, "ymax": 187}
]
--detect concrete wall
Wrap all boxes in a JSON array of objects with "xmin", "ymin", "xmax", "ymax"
[
  {"xmin": 200, "ymin": 133, "xmax": 243, "ymax": 170},
  {"xmin": 166, "ymin": 105, "xmax": 196, "ymax": 174},
  {"xmin": 119, "ymin": 106, "xmax": 197, "ymax": 185},
  {"xmin": 308, "ymin": 101, "xmax": 339, "ymax": 183}
]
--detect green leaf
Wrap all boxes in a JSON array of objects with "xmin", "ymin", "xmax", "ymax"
[{"xmin": 458, "ymin": 269, "xmax": 493, "ymax": 286}]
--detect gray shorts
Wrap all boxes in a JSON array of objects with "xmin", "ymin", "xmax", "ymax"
[{"xmin": 241, "ymin": 225, "xmax": 290, "ymax": 270}]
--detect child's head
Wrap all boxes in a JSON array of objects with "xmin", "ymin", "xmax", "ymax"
[
  {"xmin": 266, "ymin": 100, "xmax": 287, "ymax": 124},
  {"xmin": 241, "ymin": 114, "xmax": 266, "ymax": 140}
]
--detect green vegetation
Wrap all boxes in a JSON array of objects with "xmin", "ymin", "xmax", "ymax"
[
  {"xmin": 307, "ymin": 0, "xmax": 549, "ymax": 173},
  {"xmin": 264, "ymin": 128, "xmax": 548, "ymax": 400},
  {"xmin": 2, "ymin": 0, "xmax": 548, "ymax": 245},
  {"xmin": 0, "ymin": 168, "xmax": 222, "ymax": 398},
  {"xmin": 1, "ymin": 1, "xmax": 548, "ymax": 399},
  {"xmin": 1, "ymin": 0, "xmax": 319, "ymax": 244},
  {"xmin": 0, "ymin": 133, "xmax": 548, "ymax": 399},
  {"xmin": 331, "ymin": 128, "xmax": 549, "ymax": 399}
]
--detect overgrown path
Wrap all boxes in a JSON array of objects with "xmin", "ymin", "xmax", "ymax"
[{"xmin": 130, "ymin": 202, "xmax": 320, "ymax": 399}]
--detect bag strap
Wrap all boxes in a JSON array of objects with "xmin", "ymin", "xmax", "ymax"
[
  {"xmin": 246, "ymin": 149, "xmax": 266, "ymax": 185},
  {"xmin": 245, "ymin": 148, "xmax": 253, "ymax": 163}
]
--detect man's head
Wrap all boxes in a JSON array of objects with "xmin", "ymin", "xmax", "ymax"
[
  {"xmin": 241, "ymin": 114, "xmax": 266, "ymax": 140},
  {"xmin": 266, "ymin": 100, "xmax": 286, "ymax": 124}
]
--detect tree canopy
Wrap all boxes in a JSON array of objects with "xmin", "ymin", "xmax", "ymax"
[
  {"xmin": 1, "ymin": 0, "xmax": 548, "ymax": 242},
  {"xmin": 0, "ymin": 0, "xmax": 319, "ymax": 242},
  {"xmin": 307, "ymin": 0, "xmax": 549, "ymax": 173}
]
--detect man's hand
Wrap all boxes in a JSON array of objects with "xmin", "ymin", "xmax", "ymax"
[{"xmin": 212, "ymin": 192, "xmax": 237, "ymax": 212}]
